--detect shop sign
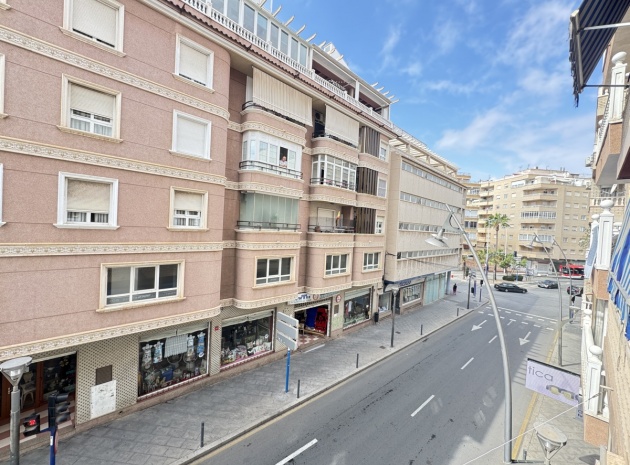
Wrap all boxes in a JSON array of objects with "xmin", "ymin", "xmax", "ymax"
[
  {"xmin": 525, "ymin": 358, "xmax": 580, "ymax": 406},
  {"xmin": 288, "ymin": 293, "xmax": 321, "ymax": 304},
  {"xmin": 276, "ymin": 312, "xmax": 298, "ymax": 351},
  {"xmin": 386, "ymin": 275, "xmax": 428, "ymax": 288}
]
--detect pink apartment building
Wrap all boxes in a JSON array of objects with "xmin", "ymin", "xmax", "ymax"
[{"xmin": 0, "ymin": 0, "xmax": 463, "ymax": 452}]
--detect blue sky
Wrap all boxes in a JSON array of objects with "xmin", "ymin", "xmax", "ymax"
[{"xmin": 271, "ymin": 0, "xmax": 595, "ymax": 182}]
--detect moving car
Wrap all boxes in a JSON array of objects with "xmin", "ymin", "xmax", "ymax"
[
  {"xmin": 537, "ymin": 280, "xmax": 558, "ymax": 289},
  {"xmin": 567, "ymin": 285, "xmax": 584, "ymax": 296},
  {"xmin": 494, "ymin": 283, "xmax": 528, "ymax": 293}
]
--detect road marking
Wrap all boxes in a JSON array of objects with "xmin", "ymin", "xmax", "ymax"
[
  {"xmin": 504, "ymin": 311, "xmax": 512, "ymax": 314},
  {"xmin": 546, "ymin": 327, "xmax": 554, "ymax": 331},
  {"xmin": 526, "ymin": 316, "xmax": 533, "ymax": 319},
  {"xmin": 500, "ymin": 316, "xmax": 505, "ymax": 319},
  {"xmin": 471, "ymin": 320, "xmax": 487, "ymax": 331},
  {"xmin": 507, "ymin": 319, "xmax": 516, "ymax": 326},
  {"xmin": 522, "ymin": 322, "xmax": 529, "ymax": 325},
  {"xmin": 304, "ymin": 345, "xmax": 325, "ymax": 353},
  {"xmin": 519, "ymin": 331, "xmax": 532, "ymax": 346},
  {"xmin": 488, "ymin": 335, "xmax": 497, "ymax": 344},
  {"xmin": 275, "ymin": 439, "xmax": 318, "ymax": 465},
  {"xmin": 538, "ymin": 318, "xmax": 545, "ymax": 321},
  {"xmin": 497, "ymin": 307, "xmax": 556, "ymax": 322},
  {"xmin": 534, "ymin": 324, "xmax": 541, "ymax": 328},
  {"xmin": 411, "ymin": 395, "xmax": 435, "ymax": 417},
  {"xmin": 478, "ymin": 311, "xmax": 485, "ymax": 314},
  {"xmin": 461, "ymin": 357, "xmax": 474, "ymax": 370}
]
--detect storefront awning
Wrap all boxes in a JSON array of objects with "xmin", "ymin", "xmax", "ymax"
[
  {"xmin": 608, "ymin": 204, "xmax": 630, "ymax": 340},
  {"xmin": 569, "ymin": 0, "xmax": 630, "ymax": 104}
]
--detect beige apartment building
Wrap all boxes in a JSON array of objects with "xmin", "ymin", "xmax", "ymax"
[
  {"xmin": 0, "ymin": 0, "xmax": 463, "ymax": 453},
  {"xmin": 471, "ymin": 169, "xmax": 591, "ymax": 274}
]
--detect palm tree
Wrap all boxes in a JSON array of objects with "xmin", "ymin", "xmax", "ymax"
[{"xmin": 486, "ymin": 213, "xmax": 511, "ymax": 280}]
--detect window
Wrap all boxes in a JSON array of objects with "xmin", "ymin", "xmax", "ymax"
[
  {"xmin": 57, "ymin": 173, "xmax": 118, "ymax": 228},
  {"xmin": 243, "ymin": 4, "xmax": 255, "ymax": 32},
  {"xmin": 226, "ymin": 0, "xmax": 239, "ymax": 22},
  {"xmin": 311, "ymin": 154, "xmax": 356, "ymax": 189},
  {"xmin": 64, "ymin": 0, "xmax": 124, "ymax": 52},
  {"xmin": 172, "ymin": 111, "xmax": 211, "ymax": 159},
  {"xmin": 376, "ymin": 216, "xmax": 384, "ymax": 234},
  {"xmin": 0, "ymin": 54, "xmax": 5, "ymax": 117},
  {"xmin": 176, "ymin": 36, "xmax": 214, "ymax": 89},
  {"xmin": 256, "ymin": 257, "xmax": 292, "ymax": 285},
  {"xmin": 62, "ymin": 78, "xmax": 120, "ymax": 139},
  {"xmin": 170, "ymin": 188, "xmax": 207, "ymax": 229},
  {"xmin": 0, "ymin": 164, "xmax": 3, "ymax": 226},
  {"xmin": 239, "ymin": 193, "xmax": 298, "ymax": 230},
  {"xmin": 270, "ymin": 23, "xmax": 279, "ymax": 48},
  {"xmin": 242, "ymin": 131, "xmax": 302, "ymax": 174},
  {"xmin": 379, "ymin": 142, "xmax": 388, "ymax": 161},
  {"xmin": 326, "ymin": 254, "xmax": 348, "ymax": 275},
  {"xmin": 104, "ymin": 262, "xmax": 181, "ymax": 307},
  {"xmin": 363, "ymin": 253, "xmax": 380, "ymax": 271},
  {"xmin": 377, "ymin": 179, "xmax": 387, "ymax": 198},
  {"xmin": 256, "ymin": 13, "xmax": 268, "ymax": 40}
]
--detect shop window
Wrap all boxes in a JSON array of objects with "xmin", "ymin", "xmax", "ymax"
[
  {"xmin": 63, "ymin": 0, "xmax": 125, "ymax": 52},
  {"xmin": 363, "ymin": 252, "xmax": 380, "ymax": 271},
  {"xmin": 56, "ymin": 172, "xmax": 119, "ymax": 229},
  {"xmin": 139, "ymin": 327, "xmax": 208, "ymax": 396},
  {"xmin": 326, "ymin": 254, "xmax": 348, "ymax": 275},
  {"xmin": 172, "ymin": 111, "xmax": 211, "ymax": 159},
  {"xmin": 402, "ymin": 284, "xmax": 422, "ymax": 304},
  {"xmin": 61, "ymin": 78, "xmax": 120, "ymax": 139},
  {"xmin": 170, "ymin": 188, "xmax": 207, "ymax": 229},
  {"xmin": 103, "ymin": 262, "xmax": 181, "ymax": 307},
  {"xmin": 221, "ymin": 314, "xmax": 273, "ymax": 367},
  {"xmin": 176, "ymin": 36, "xmax": 214, "ymax": 89},
  {"xmin": 343, "ymin": 292, "xmax": 370, "ymax": 327},
  {"xmin": 256, "ymin": 257, "xmax": 292, "ymax": 285}
]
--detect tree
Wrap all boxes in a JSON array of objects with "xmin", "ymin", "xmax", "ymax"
[{"xmin": 486, "ymin": 213, "xmax": 511, "ymax": 280}]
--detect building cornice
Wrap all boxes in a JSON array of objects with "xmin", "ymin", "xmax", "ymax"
[
  {"xmin": 305, "ymin": 282, "xmax": 353, "ymax": 295},
  {"xmin": 226, "ymin": 181, "xmax": 304, "ymax": 198},
  {"xmin": 0, "ymin": 306, "xmax": 221, "ymax": 360},
  {"xmin": 0, "ymin": 136, "xmax": 227, "ymax": 186},
  {"xmin": 0, "ymin": 242, "xmax": 224, "ymax": 257}
]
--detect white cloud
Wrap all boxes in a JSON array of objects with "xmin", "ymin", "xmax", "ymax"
[
  {"xmin": 436, "ymin": 108, "xmax": 506, "ymax": 150},
  {"xmin": 403, "ymin": 61, "xmax": 423, "ymax": 77},
  {"xmin": 433, "ymin": 19, "xmax": 460, "ymax": 55},
  {"xmin": 424, "ymin": 79, "xmax": 477, "ymax": 95}
]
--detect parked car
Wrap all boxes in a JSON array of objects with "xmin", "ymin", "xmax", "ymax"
[
  {"xmin": 537, "ymin": 280, "xmax": 558, "ymax": 289},
  {"xmin": 567, "ymin": 285, "xmax": 584, "ymax": 296},
  {"xmin": 494, "ymin": 283, "xmax": 528, "ymax": 293}
]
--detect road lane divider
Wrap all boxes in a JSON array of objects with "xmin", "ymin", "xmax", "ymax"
[
  {"xmin": 461, "ymin": 357, "xmax": 474, "ymax": 370},
  {"xmin": 275, "ymin": 439, "xmax": 318, "ymax": 465},
  {"xmin": 411, "ymin": 395, "xmax": 435, "ymax": 417},
  {"xmin": 488, "ymin": 335, "xmax": 497, "ymax": 344}
]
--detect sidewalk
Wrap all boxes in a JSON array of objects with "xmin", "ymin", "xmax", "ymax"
[
  {"xmin": 515, "ymin": 319, "xmax": 600, "ymax": 464},
  {"xmin": 1, "ymin": 284, "xmax": 597, "ymax": 465}
]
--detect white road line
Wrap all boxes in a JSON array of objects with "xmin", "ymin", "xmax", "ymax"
[
  {"xmin": 507, "ymin": 319, "xmax": 516, "ymax": 326},
  {"xmin": 504, "ymin": 311, "xmax": 512, "ymax": 314},
  {"xmin": 489, "ymin": 335, "xmax": 497, "ymax": 343},
  {"xmin": 411, "ymin": 395, "xmax": 435, "ymax": 417},
  {"xmin": 275, "ymin": 439, "xmax": 318, "ymax": 465},
  {"xmin": 478, "ymin": 311, "xmax": 485, "ymax": 314},
  {"xmin": 461, "ymin": 358, "xmax": 474, "ymax": 370},
  {"xmin": 538, "ymin": 318, "xmax": 545, "ymax": 321},
  {"xmin": 534, "ymin": 325, "xmax": 541, "ymax": 328},
  {"xmin": 304, "ymin": 344, "xmax": 325, "ymax": 353},
  {"xmin": 500, "ymin": 316, "xmax": 505, "ymax": 319},
  {"xmin": 522, "ymin": 322, "xmax": 529, "ymax": 325},
  {"xmin": 526, "ymin": 316, "xmax": 533, "ymax": 319},
  {"xmin": 546, "ymin": 327, "xmax": 554, "ymax": 331}
]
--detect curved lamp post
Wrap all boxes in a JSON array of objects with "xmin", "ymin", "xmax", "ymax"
[
  {"xmin": 525, "ymin": 233, "xmax": 566, "ymax": 366},
  {"xmin": 384, "ymin": 283, "xmax": 400, "ymax": 348},
  {"xmin": 426, "ymin": 208, "xmax": 513, "ymax": 463},
  {"xmin": 0, "ymin": 356, "xmax": 33, "ymax": 465}
]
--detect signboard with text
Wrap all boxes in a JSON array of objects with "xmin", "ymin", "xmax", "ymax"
[
  {"xmin": 276, "ymin": 312, "xmax": 299, "ymax": 351},
  {"xmin": 525, "ymin": 358, "xmax": 580, "ymax": 406}
]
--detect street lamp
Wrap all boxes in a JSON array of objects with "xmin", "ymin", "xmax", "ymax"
[
  {"xmin": 525, "ymin": 233, "xmax": 564, "ymax": 365},
  {"xmin": 426, "ymin": 208, "xmax": 513, "ymax": 463},
  {"xmin": 384, "ymin": 283, "xmax": 400, "ymax": 348},
  {"xmin": 0, "ymin": 356, "xmax": 33, "ymax": 465},
  {"xmin": 534, "ymin": 423, "xmax": 567, "ymax": 465}
]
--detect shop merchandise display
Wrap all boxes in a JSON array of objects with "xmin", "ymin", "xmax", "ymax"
[{"xmin": 221, "ymin": 316, "xmax": 273, "ymax": 366}]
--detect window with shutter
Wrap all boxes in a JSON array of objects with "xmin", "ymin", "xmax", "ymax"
[
  {"xmin": 57, "ymin": 173, "xmax": 118, "ymax": 228},
  {"xmin": 68, "ymin": 82, "xmax": 116, "ymax": 137},
  {"xmin": 172, "ymin": 189, "xmax": 206, "ymax": 229},
  {"xmin": 177, "ymin": 38, "xmax": 213, "ymax": 88},
  {"xmin": 172, "ymin": 111, "xmax": 211, "ymax": 159},
  {"xmin": 66, "ymin": 0, "xmax": 124, "ymax": 51}
]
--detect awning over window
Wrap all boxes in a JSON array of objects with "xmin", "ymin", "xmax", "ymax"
[
  {"xmin": 252, "ymin": 68, "xmax": 312, "ymax": 126},
  {"xmin": 325, "ymin": 104, "xmax": 359, "ymax": 146},
  {"xmin": 608, "ymin": 204, "xmax": 630, "ymax": 340},
  {"xmin": 569, "ymin": 0, "xmax": 630, "ymax": 104}
]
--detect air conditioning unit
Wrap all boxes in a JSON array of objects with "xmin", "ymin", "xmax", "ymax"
[
  {"xmin": 585, "ymin": 155, "xmax": 593, "ymax": 167},
  {"xmin": 314, "ymin": 111, "xmax": 325, "ymax": 126}
]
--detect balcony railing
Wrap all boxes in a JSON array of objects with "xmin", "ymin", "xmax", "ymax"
[
  {"xmin": 581, "ymin": 301, "xmax": 609, "ymax": 418},
  {"xmin": 312, "ymin": 131, "xmax": 358, "ymax": 149},
  {"xmin": 310, "ymin": 177, "xmax": 356, "ymax": 191},
  {"xmin": 242, "ymin": 101, "xmax": 306, "ymax": 127},
  {"xmin": 239, "ymin": 160, "xmax": 302, "ymax": 179},
  {"xmin": 308, "ymin": 217, "xmax": 355, "ymax": 233},
  {"xmin": 237, "ymin": 220, "xmax": 300, "ymax": 231}
]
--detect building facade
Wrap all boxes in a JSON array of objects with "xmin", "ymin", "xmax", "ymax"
[{"xmin": 0, "ymin": 0, "xmax": 463, "ymax": 453}]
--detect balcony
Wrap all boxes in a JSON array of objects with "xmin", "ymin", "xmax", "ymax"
[
  {"xmin": 239, "ymin": 160, "xmax": 302, "ymax": 180},
  {"xmin": 310, "ymin": 177, "xmax": 356, "ymax": 192},
  {"xmin": 308, "ymin": 217, "xmax": 355, "ymax": 233},
  {"xmin": 237, "ymin": 220, "xmax": 300, "ymax": 231},
  {"xmin": 312, "ymin": 131, "xmax": 358, "ymax": 150}
]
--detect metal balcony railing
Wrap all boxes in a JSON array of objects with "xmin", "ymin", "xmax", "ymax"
[
  {"xmin": 237, "ymin": 220, "xmax": 300, "ymax": 231},
  {"xmin": 310, "ymin": 177, "xmax": 356, "ymax": 191},
  {"xmin": 239, "ymin": 160, "xmax": 302, "ymax": 179},
  {"xmin": 308, "ymin": 217, "xmax": 355, "ymax": 233},
  {"xmin": 312, "ymin": 131, "xmax": 358, "ymax": 149}
]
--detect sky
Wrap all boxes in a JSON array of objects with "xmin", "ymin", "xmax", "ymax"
[{"xmin": 269, "ymin": 0, "xmax": 595, "ymax": 182}]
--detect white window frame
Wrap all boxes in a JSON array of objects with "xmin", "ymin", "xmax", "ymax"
[
  {"xmin": 56, "ymin": 172, "xmax": 119, "ymax": 229},
  {"xmin": 60, "ymin": 75, "xmax": 122, "ymax": 140},
  {"xmin": 375, "ymin": 216, "xmax": 384, "ymax": 234},
  {"xmin": 377, "ymin": 178, "xmax": 387, "ymax": 198},
  {"xmin": 0, "ymin": 0, "xmax": 10, "ymax": 10},
  {"xmin": 379, "ymin": 142, "xmax": 388, "ymax": 161},
  {"xmin": 255, "ymin": 256, "xmax": 293, "ymax": 285},
  {"xmin": 63, "ymin": 0, "xmax": 125, "ymax": 54},
  {"xmin": 0, "ymin": 164, "xmax": 4, "ymax": 227},
  {"xmin": 363, "ymin": 252, "xmax": 380, "ymax": 271},
  {"xmin": 0, "ymin": 54, "xmax": 5, "ymax": 118},
  {"xmin": 171, "ymin": 111, "xmax": 212, "ymax": 160},
  {"xmin": 175, "ymin": 35, "xmax": 214, "ymax": 91},
  {"xmin": 325, "ymin": 254, "xmax": 349, "ymax": 276},
  {"xmin": 169, "ymin": 187, "xmax": 208, "ymax": 230},
  {"xmin": 101, "ymin": 261, "xmax": 183, "ymax": 309}
]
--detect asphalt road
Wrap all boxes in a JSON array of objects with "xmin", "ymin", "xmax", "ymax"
[{"xmin": 197, "ymin": 282, "xmax": 574, "ymax": 465}]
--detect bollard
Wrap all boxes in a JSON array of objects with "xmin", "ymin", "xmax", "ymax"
[
  {"xmin": 297, "ymin": 379, "xmax": 300, "ymax": 399},
  {"xmin": 200, "ymin": 422, "xmax": 205, "ymax": 448},
  {"xmin": 420, "ymin": 324, "xmax": 423, "ymax": 335},
  {"xmin": 356, "ymin": 353, "xmax": 359, "ymax": 368},
  {"xmin": 457, "ymin": 307, "xmax": 460, "ymax": 317}
]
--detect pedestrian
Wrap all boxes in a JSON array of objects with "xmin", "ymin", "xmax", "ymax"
[
  {"xmin": 571, "ymin": 294, "xmax": 576, "ymax": 305},
  {"xmin": 453, "ymin": 283, "xmax": 457, "ymax": 295}
]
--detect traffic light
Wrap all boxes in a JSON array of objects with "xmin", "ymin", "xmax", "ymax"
[
  {"xmin": 22, "ymin": 413, "xmax": 40, "ymax": 437},
  {"xmin": 48, "ymin": 393, "xmax": 70, "ymax": 429},
  {"xmin": 480, "ymin": 279, "xmax": 484, "ymax": 287}
]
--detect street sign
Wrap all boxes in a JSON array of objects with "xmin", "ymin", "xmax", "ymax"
[{"xmin": 276, "ymin": 312, "xmax": 299, "ymax": 351}]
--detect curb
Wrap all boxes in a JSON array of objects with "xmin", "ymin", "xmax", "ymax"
[{"xmin": 175, "ymin": 300, "xmax": 487, "ymax": 464}]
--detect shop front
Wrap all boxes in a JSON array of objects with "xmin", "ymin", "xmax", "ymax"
[
  {"xmin": 0, "ymin": 353, "xmax": 77, "ymax": 424},
  {"xmin": 220, "ymin": 310, "xmax": 274, "ymax": 369},
  {"xmin": 343, "ymin": 288, "xmax": 371, "ymax": 328},
  {"xmin": 138, "ymin": 324, "xmax": 209, "ymax": 398},
  {"xmin": 424, "ymin": 273, "xmax": 446, "ymax": 304}
]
